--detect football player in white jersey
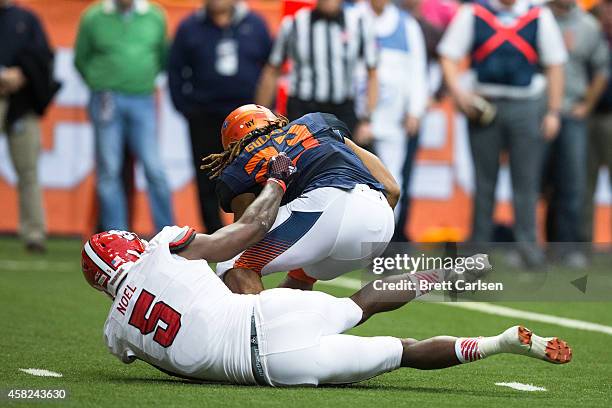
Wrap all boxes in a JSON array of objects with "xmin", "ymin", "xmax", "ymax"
[{"xmin": 82, "ymin": 156, "xmax": 572, "ymax": 387}]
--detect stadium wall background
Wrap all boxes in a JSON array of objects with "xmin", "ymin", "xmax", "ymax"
[{"xmin": 0, "ymin": 0, "xmax": 609, "ymax": 242}]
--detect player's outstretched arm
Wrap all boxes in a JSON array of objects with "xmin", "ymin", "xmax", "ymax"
[
  {"xmin": 230, "ymin": 193, "xmax": 256, "ymax": 221},
  {"xmin": 350, "ymin": 254, "xmax": 491, "ymax": 324},
  {"xmin": 179, "ymin": 153, "xmax": 296, "ymax": 263},
  {"xmin": 178, "ymin": 180, "xmax": 285, "ymax": 263},
  {"xmin": 344, "ymin": 138, "xmax": 400, "ymax": 209}
]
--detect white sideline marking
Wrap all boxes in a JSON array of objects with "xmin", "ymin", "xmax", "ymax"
[
  {"xmin": 441, "ymin": 302, "xmax": 612, "ymax": 336},
  {"xmin": 320, "ymin": 277, "xmax": 612, "ymax": 336},
  {"xmin": 19, "ymin": 368, "xmax": 63, "ymax": 377},
  {"xmin": 0, "ymin": 260, "xmax": 74, "ymax": 271},
  {"xmin": 495, "ymin": 382, "xmax": 547, "ymax": 392}
]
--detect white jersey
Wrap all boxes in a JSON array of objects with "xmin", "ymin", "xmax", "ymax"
[{"xmin": 103, "ymin": 226, "xmax": 257, "ymax": 384}]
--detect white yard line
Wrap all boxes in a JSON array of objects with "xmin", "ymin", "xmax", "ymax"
[
  {"xmin": 441, "ymin": 302, "xmax": 612, "ymax": 336},
  {"xmin": 319, "ymin": 276, "xmax": 612, "ymax": 336},
  {"xmin": 19, "ymin": 368, "xmax": 63, "ymax": 378},
  {"xmin": 0, "ymin": 259, "xmax": 75, "ymax": 271},
  {"xmin": 495, "ymin": 382, "xmax": 547, "ymax": 392}
]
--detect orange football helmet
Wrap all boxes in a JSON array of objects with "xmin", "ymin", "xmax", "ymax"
[{"xmin": 221, "ymin": 104, "xmax": 279, "ymax": 149}]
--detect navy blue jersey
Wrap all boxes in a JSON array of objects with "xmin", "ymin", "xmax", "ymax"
[{"xmin": 216, "ymin": 113, "xmax": 384, "ymax": 212}]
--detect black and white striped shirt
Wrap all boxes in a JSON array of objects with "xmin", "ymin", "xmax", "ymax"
[{"xmin": 269, "ymin": 7, "xmax": 378, "ymax": 104}]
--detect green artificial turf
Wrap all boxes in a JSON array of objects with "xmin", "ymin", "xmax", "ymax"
[{"xmin": 1, "ymin": 237, "xmax": 610, "ymax": 407}]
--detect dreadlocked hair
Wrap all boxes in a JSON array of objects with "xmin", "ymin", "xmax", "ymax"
[{"xmin": 200, "ymin": 115, "xmax": 289, "ymax": 179}]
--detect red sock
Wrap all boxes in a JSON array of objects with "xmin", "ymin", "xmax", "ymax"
[{"xmin": 454, "ymin": 338, "xmax": 483, "ymax": 363}]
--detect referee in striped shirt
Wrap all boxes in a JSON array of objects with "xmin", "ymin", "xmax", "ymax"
[{"xmin": 255, "ymin": 0, "xmax": 378, "ymax": 139}]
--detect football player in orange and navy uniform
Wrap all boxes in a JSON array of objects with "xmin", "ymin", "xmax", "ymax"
[{"xmin": 201, "ymin": 104, "xmax": 399, "ymax": 293}]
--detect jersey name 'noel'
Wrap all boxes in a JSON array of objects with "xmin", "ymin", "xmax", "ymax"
[{"xmin": 103, "ymin": 226, "xmax": 257, "ymax": 384}]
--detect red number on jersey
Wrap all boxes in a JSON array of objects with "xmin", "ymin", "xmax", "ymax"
[{"xmin": 128, "ymin": 290, "xmax": 182, "ymax": 348}]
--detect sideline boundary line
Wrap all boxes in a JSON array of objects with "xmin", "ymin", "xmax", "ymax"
[{"xmin": 320, "ymin": 276, "xmax": 612, "ymax": 336}]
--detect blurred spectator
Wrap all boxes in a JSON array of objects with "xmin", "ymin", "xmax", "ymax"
[
  {"xmin": 404, "ymin": 0, "xmax": 444, "ymax": 61},
  {"xmin": 395, "ymin": 0, "xmax": 445, "ymax": 242},
  {"xmin": 0, "ymin": 0, "xmax": 60, "ymax": 253},
  {"xmin": 438, "ymin": 0, "xmax": 567, "ymax": 265},
  {"xmin": 355, "ymin": 0, "xmax": 428, "ymax": 241},
  {"xmin": 74, "ymin": 0, "xmax": 173, "ymax": 232},
  {"xmin": 544, "ymin": 0, "xmax": 608, "ymax": 264},
  {"xmin": 403, "ymin": 0, "xmax": 445, "ymax": 96},
  {"xmin": 168, "ymin": 0, "xmax": 272, "ymax": 233},
  {"xmin": 420, "ymin": 0, "xmax": 459, "ymax": 29},
  {"xmin": 583, "ymin": 0, "xmax": 612, "ymax": 243},
  {"xmin": 255, "ymin": 0, "xmax": 378, "ymax": 143}
]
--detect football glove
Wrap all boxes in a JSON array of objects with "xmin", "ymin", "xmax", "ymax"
[{"xmin": 266, "ymin": 152, "xmax": 296, "ymax": 185}]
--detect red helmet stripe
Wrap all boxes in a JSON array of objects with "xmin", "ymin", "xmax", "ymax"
[
  {"xmin": 82, "ymin": 231, "xmax": 145, "ymax": 298},
  {"xmin": 84, "ymin": 240, "xmax": 114, "ymax": 276}
]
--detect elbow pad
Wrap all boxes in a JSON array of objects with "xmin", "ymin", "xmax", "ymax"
[{"xmin": 168, "ymin": 226, "xmax": 197, "ymax": 254}]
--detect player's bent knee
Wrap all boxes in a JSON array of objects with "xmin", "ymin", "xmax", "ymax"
[
  {"xmin": 223, "ymin": 268, "xmax": 264, "ymax": 294},
  {"xmin": 401, "ymin": 338, "xmax": 418, "ymax": 347}
]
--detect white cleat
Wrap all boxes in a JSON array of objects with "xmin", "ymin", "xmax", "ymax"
[{"xmin": 499, "ymin": 325, "xmax": 572, "ymax": 364}]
